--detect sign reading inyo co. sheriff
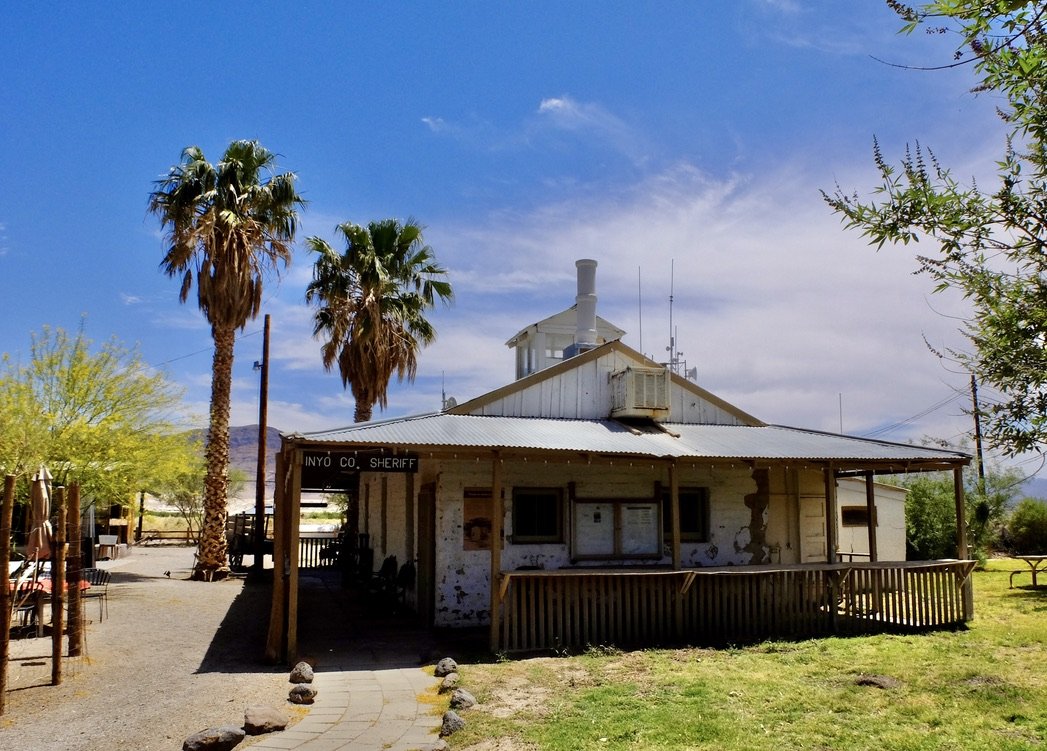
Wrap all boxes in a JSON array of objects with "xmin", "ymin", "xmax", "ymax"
[{"xmin": 299, "ymin": 449, "xmax": 419, "ymax": 491}]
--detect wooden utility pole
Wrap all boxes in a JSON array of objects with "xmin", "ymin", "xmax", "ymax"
[
  {"xmin": 253, "ymin": 313, "xmax": 271, "ymax": 574},
  {"xmin": 970, "ymin": 375, "xmax": 986, "ymax": 488}
]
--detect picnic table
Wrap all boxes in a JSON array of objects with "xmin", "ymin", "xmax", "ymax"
[{"xmin": 1010, "ymin": 555, "xmax": 1047, "ymax": 588}]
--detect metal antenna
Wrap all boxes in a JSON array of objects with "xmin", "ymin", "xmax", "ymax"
[
  {"xmin": 637, "ymin": 266, "xmax": 643, "ymax": 357},
  {"xmin": 667, "ymin": 259, "xmax": 674, "ymax": 368}
]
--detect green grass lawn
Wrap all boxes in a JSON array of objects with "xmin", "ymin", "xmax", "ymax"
[{"xmin": 452, "ymin": 559, "xmax": 1047, "ymax": 751}]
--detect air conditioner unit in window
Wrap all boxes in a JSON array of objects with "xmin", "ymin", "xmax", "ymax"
[{"xmin": 610, "ymin": 366, "xmax": 671, "ymax": 419}]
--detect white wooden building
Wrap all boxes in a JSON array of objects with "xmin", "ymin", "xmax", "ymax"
[{"xmin": 266, "ymin": 260, "xmax": 972, "ymax": 661}]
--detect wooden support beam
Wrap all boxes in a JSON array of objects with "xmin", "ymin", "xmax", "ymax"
[
  {"xmin": 953, "ymin": 466, "xmax": 968, "ymax": 559},
  {"xmin": 824, "ymin": 465, "xmax": 838, "ymax": 564},
  {"xmin": 670, "ymin": 461, "xmax": 682, "ymax": 571},
  {"xmin": 489, "ymin": 451, "xmax": 503, "ymax": 652},
  {"xmin": 864, "ymin": 471, "xmax": 878, "ymax": 563},
  {"xmin": 953, "ymin": 466, "xmax": 973, "ymax": 621},
  {"xmin": 287, "ymin": 450, "xmax": 303, "ymax": 664},
  {"xmin": 265, "ymin": 449, "xmax": 288, "ymax": 664}
]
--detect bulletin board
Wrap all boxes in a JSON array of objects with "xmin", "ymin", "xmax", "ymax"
[
  {"xmin": 573, "ymin": 503, "xmax": 615, "ymax": 557},
  {"xmin": 571, "ymin": 499, "xmax": 661, "ymax": 560}
]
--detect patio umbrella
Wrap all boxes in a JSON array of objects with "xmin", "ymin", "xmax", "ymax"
[{"xmin": 26, "ymin": 464, "xmax": 53, "ymax": 561}]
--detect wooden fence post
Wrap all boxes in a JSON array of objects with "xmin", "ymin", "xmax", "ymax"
[
  {"xmin": 67, "ymin": 484, "xmax": 83, "ymax": 657},
  {"xmin": 0, "ymin": 474, "xmax": 17, "ymax": 715},
  {"xmin": 52, "ymin": 487, "xmax": 67, "ymax": 686}
]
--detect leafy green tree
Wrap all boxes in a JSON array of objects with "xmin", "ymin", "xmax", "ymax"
[
  {"xmin": 897, "ymin": 461, "xmax": 1023, "ymax": 559},
  {"xmin": 149, "ymin": 140, "xmax": 303, "ymax": 579},
  {"xmin": 0, "ymin": 323, "xmax": 198, "ymax": 507},
  {"xmin": 1006, "ymin": 497, "xmax": 1047, "ymax": 553},
  {"xmin": 824, "ymin": 1, "xmax": 1047, "ymax": 456},
  {"xmin": 305, "ymin": 219, "xmax": 453, "ymax": 423}
]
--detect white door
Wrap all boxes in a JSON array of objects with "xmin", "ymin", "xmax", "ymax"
[{"xmin": 799, "ymin": 496, "xmax": 827, "ymax": 563}]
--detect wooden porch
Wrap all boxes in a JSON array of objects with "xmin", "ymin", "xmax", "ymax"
[{"xmin": 496, "ymin": 559, "xmax": 975, "ymax": 653}]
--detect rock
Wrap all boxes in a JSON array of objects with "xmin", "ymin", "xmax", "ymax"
[
  {"xmin": 182, "ymin": 725, "xmax": 245, "ymax": 751},
  {"xmin": 434, "ymin": 657, "xmax": 458, "ymax": 677},
  {"xmin": 289, "ymin": 683, "xmax": 318, "ymax": 704},
  {"xmin": 290, "ymin": 661, "xmax": 314, "ymax": 684},
  {"xmin": 440, "ymin": 710, "xmax": 466, "ymax": 737},
  {"xmin": 439, "ymin": 672, "xmax": 460, "ymax": 693},
  {"xmin": 243, "ymin": 705, "xmax": 289, "ymax": 735},
  {"xmin": 449, "ymin": 688, "xmax": 477, "ymax": 710}
]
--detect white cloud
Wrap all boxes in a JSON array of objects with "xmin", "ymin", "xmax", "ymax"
[
  {"xmin": 402, "ymin": 157, "xmax": 976, "ymax": 449},
  {"xmin": 536, "ymin": 95, "xmax": 649, "ymax": 166}
]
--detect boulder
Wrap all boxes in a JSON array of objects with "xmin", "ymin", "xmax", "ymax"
[
  {"xmin": 440, "ymin": 710, "xmax": 465, "ymax": 737},
  {"xmin": 449, "ymin": 688, "xmax": 477, "ymax": 710},
  {"xmin": 243, "ymin": 705, "xmax": 289, "ymax": 735},
  {"xmin": 289, "ymin": 661, "xmax": 314, "ymax": 684},
  {"xmin": 182, "ymin": 725, "xmax": 245, "ymax": 751},
  {"xmin": 434, "ymin": 657, "xmax": 458, "ymax": 677},
  {"xmin": 439, "ymin": 672, "xmax": 460, "ymax": 693},
  {"xmin": 289, "ymin": 683, "xmax": 318, "ymax": 704}
]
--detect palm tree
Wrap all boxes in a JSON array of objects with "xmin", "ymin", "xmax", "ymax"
[
  {"xmin": 148, "ymin": 140, "xmax": 302, "ymax": 580},
  {"xmin": 305, "ymin": 219, "xmax": 453, "ymax": 423}
]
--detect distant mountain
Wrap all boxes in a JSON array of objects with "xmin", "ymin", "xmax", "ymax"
[
  {"xmin": 1021, "ymin": 476, "xmax": 1047, "ymax": 502},
  {"xmin": 227, "ymin": 425, "xmax": 282, "ymax": 479}
]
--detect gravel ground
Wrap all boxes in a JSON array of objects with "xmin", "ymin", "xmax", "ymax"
[{"xmin": 0, "ymin": 546, "xmax": 295, "ymax": 751}]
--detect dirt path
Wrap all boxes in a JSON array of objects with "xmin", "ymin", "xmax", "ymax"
[{"xmin": 0, "ymin": 546, "xmax": 292, "ymax": 751}]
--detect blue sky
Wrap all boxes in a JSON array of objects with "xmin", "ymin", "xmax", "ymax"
[{"xmin": 2, "ymin": 3, "xmax": 1036, "ymax": 476}]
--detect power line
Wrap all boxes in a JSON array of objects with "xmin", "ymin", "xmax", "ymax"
[
  {"xmin": 149, "ymin": 327, "xmax": 263, "ymax": 369},
  {"xmin": 861, "ymin": 392, "xmax": 964, "ymax": 439}
]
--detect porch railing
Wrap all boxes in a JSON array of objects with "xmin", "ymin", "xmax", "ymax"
[
  {"xmin": 298, "ymin": 532, "xmax": 339, "ymax": 569},
  {"xmin": 496, "ymin": 560, "xmax": 975, "ymax": 653}
]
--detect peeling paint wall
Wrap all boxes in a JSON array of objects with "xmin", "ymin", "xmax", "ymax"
[
  {"xmin": 357, "ymin": 459, "xmax": 907, "ymax": 627},
  {"xmin": 358, "ymin": 458, "xmax": 908, "ymax": 628},
  {"xmin": 427, "ymin": 459, "xmax": 803, "ymax": 627}
]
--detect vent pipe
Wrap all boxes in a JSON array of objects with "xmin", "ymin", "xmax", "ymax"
[{"xmin": 574, "ymin": 258, "xmax": 598, "ymax": 352}]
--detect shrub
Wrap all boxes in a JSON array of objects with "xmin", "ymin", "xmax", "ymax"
[{"xmin": 1007, "ymin": 499, "xmax": 1047, "ymax": 554}]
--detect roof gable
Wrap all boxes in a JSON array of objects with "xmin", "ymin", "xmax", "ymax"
[
  {"xmin": 449, "ymin": 340, "xmax": 763, "ymax": 426},
  {"xmin": 505, "ymin": 306, "xmax": 626, "ymax": 347}
]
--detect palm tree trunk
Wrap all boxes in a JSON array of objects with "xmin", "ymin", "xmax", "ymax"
[
  {"xmin": 354, "ymin": 402, "xmax": 373, "ymax": 423},
  {"xmin": 194, "ymin": 324, "xmax": 235, "ymax": 580}
]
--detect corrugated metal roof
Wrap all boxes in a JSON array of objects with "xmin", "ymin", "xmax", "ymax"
[{"xmin": 291, "ymin": 413, "xmax": 969, "ymax": 464}]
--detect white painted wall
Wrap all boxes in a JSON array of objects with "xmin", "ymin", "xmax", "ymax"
[
  {"xmin": 836, "ymin": 478, "xmax": 907, "ymax": 562},
  {"xmin": 471, "ymin": 348, "xmax": 749, "ymax": 425}
]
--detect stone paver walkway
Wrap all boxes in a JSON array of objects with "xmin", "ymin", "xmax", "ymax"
[
  {"xmin": 247, "ymin": 664, "xmax": 442, "ymax": 751},
  {"xmin": 243, "ymin": 567, "xmax": 480, "ymax": 751}
]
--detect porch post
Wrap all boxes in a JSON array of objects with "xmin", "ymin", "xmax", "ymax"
[
  {"xmin": 265, "ymin": 448, "xmax": 288, "ymax": 663},
  {"xmin": 864, "ymin": 471, "xmax": 878, "ymax": 562},
  {"xmin": 287, "ymin": 449, "xmax": 303, "ymax": 663},
  {"xmin": 669, "ymin": 460, "xmax": 681, "ymax": 570},
  {"xmin": 953, "ymin": 464, "xmax": 973, "ymax": 620},
  {"xmin": 823, "ymin": 465, "xmax": 838, "ymax": 564},
  {"xmin": 489, "ymin": 450, "xmax": 503, "ymax": 652},
  {"xmin": 953, "ymin": 466, "xmax": 968, "ymax": 559}
]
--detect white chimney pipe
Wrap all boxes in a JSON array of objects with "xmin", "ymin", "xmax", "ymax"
[{"xmin": 575, "ymin": 258, "xmax": 598, "ymax": 350}]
